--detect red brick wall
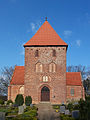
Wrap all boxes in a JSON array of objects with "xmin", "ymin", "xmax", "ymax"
[
  {"xmin": 8, "ymin": 85, "xmax": 24, "ymax": 102},
  {"xmin": 66, "ymin": 85, "xmax": 85, "ymax": 101},
  {"xmin": 24, "ymin": 46, "xmax": 67, "ymax": 104}
]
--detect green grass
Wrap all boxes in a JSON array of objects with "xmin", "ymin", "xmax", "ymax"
[{"xmin": 52, "ymin": 104, "xmax": 61, "ymax": 110}]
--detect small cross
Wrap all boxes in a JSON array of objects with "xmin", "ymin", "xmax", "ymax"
[{"xmin": 45, "ymin": 17, "xmax": 47, "ymax": 21}]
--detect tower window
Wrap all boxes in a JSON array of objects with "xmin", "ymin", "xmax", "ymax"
[
  {"xmin": 35, "ymin": 50, "xmax": 39, "ymax": 57},
  {"xmin": 49, "ymin": 63, "xmax": 56, "ymax": 72},
  {"xmin": 36, "ymin": 63, "xmax": 43, "ymax": 72},
  {"xmin": 43, "ymin": 76, "xmax": 48, "ymax": 82},
  {"xmin": 53, "ymin": 50, "xmax": 56, "ymax": 57}
]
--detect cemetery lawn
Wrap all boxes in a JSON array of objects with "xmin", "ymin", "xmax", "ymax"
[
  {"xmin": 53, "ymin": 104, "xmax": 61, "ymax": 110},
  {"xmin": 0, "ymin": 106, "xmax": 38, "ymax": 120}
]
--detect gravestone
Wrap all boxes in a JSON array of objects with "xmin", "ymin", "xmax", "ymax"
[
  {"xmin": 65, "ymin": 109, "xmax": 70, "ymax": 115},
  {"xmin": 18, "ymin": 106, "xmax": 24, "ymax": 114},
  {"xmin": 30, "ymin": 103, "xmax": 33, "ymax": 108},
  {"xmin": 72, "ymin": 110, "xmax": 79, "ymax": 119},
  {"xmin": 4, "ymin": 101, "xmax": 7, "ymax": 106},
  {"xmin": 60, "ymin": 106, "xmax": 65, "ymax": 113},
  {"xmin": 9, "ymin": 103, "xmax": 12, "ymax": 106},
  {"xmin": 73, "ymin": 102, "xmax": 78, "ymax": 105},
  {"xmin": 0, "ymin": 112, "xmax": 5, "ymax": 120},
  {"xmin": 23, "ymin": 104, "xmax": 26, "ymax": 109}
]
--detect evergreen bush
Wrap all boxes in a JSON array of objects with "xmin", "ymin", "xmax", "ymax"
[
  {"xmin": 0, "ymin": 99, "xmax": 4, "ymax": 105},
  {"xmin": 7, "ymin": 99, "xmax": 13, "ymax": 105},
  {"xmin": 15, "ymin": 94, "xmax": 24, "ymax": 106},
  {"xmin": 25, "ymin": 96, "xmax": 32, "ymax": 106}
]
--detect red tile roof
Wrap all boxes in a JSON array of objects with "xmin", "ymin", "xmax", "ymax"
[
  {"xmin": 24, "ymin": 21, "xmax": 68, "ymax": 46},
  {"xmin": 10, "ymin": 66, "xmax": 24, "ymax": 85},
  {"xmin": 66, "ymin": 72, "xmax": 82, "ymax": 86},
  {"xmin": 10, "ymin": 66, "xmax": 82, "ymax": 86}
]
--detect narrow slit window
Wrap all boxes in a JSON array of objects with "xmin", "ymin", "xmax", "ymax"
[
  {"xmin": 35, "ymin": 50, "xmax": 39, "ymax": 57},
  {"xmin": 53, "ymin": 50, "xmax": 56, "ymax": 57}
]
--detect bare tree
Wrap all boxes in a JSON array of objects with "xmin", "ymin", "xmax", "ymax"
[
  {"xmin": 67, "ymin": 65, "xmax": 86, "ymax": 79},
  {"xmin": 0, "ymin": 66, "xmax": 15, "ymax": 96}
]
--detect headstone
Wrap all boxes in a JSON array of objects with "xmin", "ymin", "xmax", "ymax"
[
  {"xmin": 4, "ymin": 101, "xmax": 7, "ymax": 106},
  {"xmin": 65, "ymin": 109, "xmax": 70, "ymax": 115},
  {"xmin": 18, "ymin": 106, "xmax": 24, "ymax": 114},
  {"xmin": 30, "ymin": 103, "xmax": 33, "ymax": 108},
  {"xmin": 9, "ymin": 103, "xmax": 12, "ymax": 106},
  {"xmin": 72, "ymin": 110, "xmax": 79, "ymax": 119},
  {"xmin": 60, "ymin": 106, "xmax": 65, "ymax": 113},
  {"xmin": 23, "ymin": 104, "xmax": 26, "ymax": 109},
  {"xmin": 0, "ymin": 112, "xmax": 5, "ymax": 120},
  {"xmin": 73, "ymin": 102, "xmax": 78, "ymax": 105}
]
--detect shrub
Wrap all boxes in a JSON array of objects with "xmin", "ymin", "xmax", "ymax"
[
  {"xmin": 7, "ymin": 100, "xmax": 13, "ymax": 105},
  {"xmin": 78, "ymin": 98, "xmax": 88, "ymax": 120},
  {"xmin": 0, "ymin": 99, "xmax": 4, "ymax": 105},
  {"xmin": 60, "ymin": 114, "xmax": 75, "ymax": 120},
  {"xmin": 15, "ymin": 94, "xmax": 24, "ymax": 106},
  {"xmin": 67, "ymin": 103, "xmax": 73, "ymax": 112},
  {"xmin": 25, "ymin": 96, "xmax": 32, "ymax": 106}
]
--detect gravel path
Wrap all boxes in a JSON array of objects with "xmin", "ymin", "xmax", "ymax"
[{"xmin": 36, "ymin": 103, "xmax": 60, "ymax": 120}]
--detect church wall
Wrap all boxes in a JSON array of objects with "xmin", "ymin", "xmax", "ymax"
[
  {"xmin": 66, "ymin": 85, "xmax": 85, "ymax": 101},
  {"xmin": 24, "ymin": 46, "xmax": 67, "ymax": 104},
  {"xmin": 8, "ymin": 85, "xmax": 24, "ymax": 102}
]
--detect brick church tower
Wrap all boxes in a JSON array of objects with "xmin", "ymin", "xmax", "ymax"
[
  {"xmin": 8, "ymin": 19, "xmax": 84, "ymax": 104},
  {"xmin": 24, "ymin": 20, "xmax": 68, "ymax": 104}
]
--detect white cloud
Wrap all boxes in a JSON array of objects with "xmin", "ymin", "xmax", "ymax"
[
  {"xmin": 76, "ymin": 40, "xmax": 81, "ymax": 47},
  {"xmin": 30, "ymin": 23, "xmax": 36, "ymax": 33},
  {"xmin": 27, "ymin": 21, "xmax": 41, "ymax": 34},
  {"xmin": 63, "ymin": 30, "xmax": 72, "ymax": 38}
]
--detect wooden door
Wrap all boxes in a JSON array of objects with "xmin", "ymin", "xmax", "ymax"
[{"xmin": 41, "ymin": 86, "xmax": 50, "ymax": 101}]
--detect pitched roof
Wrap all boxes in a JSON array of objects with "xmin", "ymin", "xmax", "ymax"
[
  {"xmin": 24, "ymin": 21, "xmax": 68, "ymax": 46},
  {"xmin": 10, "ymin": 66, "xmax": 24, "ymax": 85},
  {"xmin": 66, "ymin": 72, "xmax": 82, "ymax": 86},
  {"xmin": 10, "ymin": 66, "xmax": 82, "ymax": 86}
]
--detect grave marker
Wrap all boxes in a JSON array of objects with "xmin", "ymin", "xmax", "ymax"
[
  {"xmin": 0, "ymin": 112, "xmax": 5, "ymax": 120},
  {"xmin": 72, "ymin": 110, "xmax": 79, "ymax": 119},
  {"xmin": 18, "ymin": 106, "xmax": 24, "ymax": 114},
  {"xmin": 60, "ymin": 106, "xmax": 65, "ymax": 113}
]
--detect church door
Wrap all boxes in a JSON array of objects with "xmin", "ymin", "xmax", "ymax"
[{"xmin": 41, "ymin": 86, "xmax": 50, "ymax": 101}]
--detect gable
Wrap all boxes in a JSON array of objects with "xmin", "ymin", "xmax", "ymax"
[
  {"xmin": 10, "ymin": 66, "xmax": 24, "ymax": 85},
  {"xmin": 66, "ymin": 72, "xmax": 82, "ymax": 86}
]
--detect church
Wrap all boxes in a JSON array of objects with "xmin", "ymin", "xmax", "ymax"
[{"xmin": 8, "ymin": 19, "xmax": 85, "ymax": 104}]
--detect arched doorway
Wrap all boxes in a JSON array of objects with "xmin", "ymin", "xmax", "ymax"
[{"xmin": 41, "ymin": 86, "xmax": 50, "ymax": 101}]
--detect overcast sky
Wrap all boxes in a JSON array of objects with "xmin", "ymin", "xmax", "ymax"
[{"xmin": 0, "ymin": 0, "xmax": 90, "ymax": 70}]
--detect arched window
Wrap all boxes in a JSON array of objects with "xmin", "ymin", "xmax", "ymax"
[
  {"xmin": 49, "ymin": 63, "xmax": 56, "ymax": 72},
  {"xmin": 43, "ymin": 76, "xmax": 48, "ymax": 82},
  {"xmin": 71, "ymin": 88, "xmax": 74, "ymax": 96},
  {"xmin": 36, "ymin": 63, "xmax": 43, "ymax": 72},
  {"xmin": 35, "ymin": 50, "xmax": 39, "ymax": 57},
  {"xmin": 53, "ymin": 49, "xmax": 56, "ymax": 57},
  {"xmin": 19, "ymin": 86, "xmax": 24, "ymax": 94}
]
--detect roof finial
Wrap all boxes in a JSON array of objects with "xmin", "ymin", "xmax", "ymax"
[{"xmin": 45, "ymin": 17, "xmax": 47, "ymax": 21}]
